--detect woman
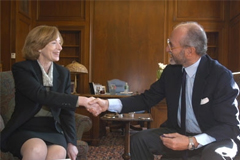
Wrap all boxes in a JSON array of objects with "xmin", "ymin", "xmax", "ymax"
[{"xmin": 0, "ymin": 25, "xmax": 95, "ymax": 160}]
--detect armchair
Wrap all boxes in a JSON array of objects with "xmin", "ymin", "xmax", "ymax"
[{"xmin": 0, "ymin": 71, "xmax": 92, "ymax": 160}]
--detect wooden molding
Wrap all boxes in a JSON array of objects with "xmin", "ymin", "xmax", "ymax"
[
  {"xmin": 36, "ymin": 0, "xmax": 86, "ymax": 21},
  {"xmin": 173, "ymin": 0, "xmax": 225, "ymax": 21}
]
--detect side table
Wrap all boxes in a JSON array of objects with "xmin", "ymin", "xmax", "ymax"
[{"xmin": 101, "ymin": 113, "xmax": 153, "ymax": 160}]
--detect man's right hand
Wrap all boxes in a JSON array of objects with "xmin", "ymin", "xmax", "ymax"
[{"xmin": 88, "ymin": 98, "xmax": 109, "ymax": 116}]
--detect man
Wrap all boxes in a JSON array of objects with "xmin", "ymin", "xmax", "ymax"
[{"xmin": 89, "ymin": 22, "xmax": 240, "ymax": 160}]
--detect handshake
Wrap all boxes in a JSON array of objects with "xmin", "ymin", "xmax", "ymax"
[{"xmin": 78, "ymin": 96, "xmax": 109, "ymax": 116}]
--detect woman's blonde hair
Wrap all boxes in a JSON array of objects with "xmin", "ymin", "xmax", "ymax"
[{"xmin": 22, "ymin": 25, "xmax": 63, "ymax": 60}]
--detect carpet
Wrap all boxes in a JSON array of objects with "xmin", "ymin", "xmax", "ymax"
[
  {"xmin": 87, "ymin": 128, "xmax": 125, "ymax": 160},
  {"xmin": 86, "ymin": 126, "xmax": 162, "ymax": 160}
]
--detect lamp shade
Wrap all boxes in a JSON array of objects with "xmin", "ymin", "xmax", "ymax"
[{"xmin": 65, "ymin": 61, "xmax": 88, "ymax": 74}]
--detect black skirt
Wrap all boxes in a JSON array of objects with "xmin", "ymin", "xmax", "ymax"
[{"xmin": 6, "ymin": 117, "xmax": 67, "ymax": 159}]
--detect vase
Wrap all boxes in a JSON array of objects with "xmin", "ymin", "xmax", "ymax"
[{"xmin": 157, "ymin": 69, "xmax": 163, "ymax": 80}]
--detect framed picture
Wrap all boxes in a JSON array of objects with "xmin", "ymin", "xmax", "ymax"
[
  {"xmin": 89, "ymin": 82, "xmax": 105, "ymax": 95},
  {"xmin": 89, "ymin": 82, "xmax": 95, "ymax": 94}
]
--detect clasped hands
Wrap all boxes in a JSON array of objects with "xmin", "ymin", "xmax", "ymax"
[{"xmin": 82, "ymin": 97, "xmax": 109, "ymax": 116}]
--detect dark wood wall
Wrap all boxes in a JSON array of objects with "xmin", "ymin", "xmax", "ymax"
[
  {"xmin": 228, "ymin": 0, "xmax": 240, "ymax": 72},
  {"xmin": 91, "ymin": 0, "xmax": 166, "ymax": 93},
  {"xmin": 1, "ymin": 0, "xmax": 240, "ymax": 94}
]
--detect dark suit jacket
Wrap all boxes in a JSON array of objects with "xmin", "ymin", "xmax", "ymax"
[
  {"xmin": 120, "ymin": 55, "xmax": 240, "ymax": 142},
  {"xmin": 1, "ymin": 60, "xmax": 79, "ymax": 151}
]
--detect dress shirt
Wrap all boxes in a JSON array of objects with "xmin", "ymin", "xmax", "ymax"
[
  {"xmin": 177, "ymin": 58, "xmax": 215, "ymax": 147},
  {"xmin": 108, "ymin": 99, "xmax": 122, "ymax": 113}
]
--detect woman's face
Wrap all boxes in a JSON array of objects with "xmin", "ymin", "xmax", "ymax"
[{"xmin": 39, "ymin": 36, "xmax": 62, "ymax": 62}]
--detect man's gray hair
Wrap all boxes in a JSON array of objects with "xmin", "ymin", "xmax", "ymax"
[{"xmin": 175, "ymin": 22, "xmax": 208, "ymax": 56}]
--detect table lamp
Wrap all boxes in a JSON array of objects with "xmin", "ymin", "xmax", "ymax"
[{"xmin": 65, "ymin": 61, "xmax": 88, "ymax": 94}]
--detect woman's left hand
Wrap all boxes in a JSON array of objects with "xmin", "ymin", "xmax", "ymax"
[{"xmin": 67, "ymin": 143, "xmax": 78, "ymax": 160}]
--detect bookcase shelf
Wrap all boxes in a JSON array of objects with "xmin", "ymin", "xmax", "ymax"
[
  {"xmin": 57, "ymin": 30, "xmax": 82, "ymax": 65},
  {"xmin": 206, "ymin": 32, "xmax": 219, "ymax": 60},
  {"xmin": 57, "ymin": 29, "xmax": 83, "ymax": 93}
]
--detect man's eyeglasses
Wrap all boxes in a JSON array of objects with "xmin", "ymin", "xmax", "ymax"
[{"xmin": 167, "ymin": 39, "xmax": 182, "ymax": 52}]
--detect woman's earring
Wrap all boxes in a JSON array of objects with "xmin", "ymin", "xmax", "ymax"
[{"xmin": 38, "ymin": 50, "xmax": 41, "ymax": 53}]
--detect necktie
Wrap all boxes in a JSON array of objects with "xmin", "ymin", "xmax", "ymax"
[
  {"xmin": 181, "ymin": 69, "xmax": 188, "ymax": 160},
  {"xmin": 181, "ymin": 68, "xmax": 186, "ymax": 135}
]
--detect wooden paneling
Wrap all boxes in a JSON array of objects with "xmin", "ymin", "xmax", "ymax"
[
  {"xmin": 230, "ymin": 0, "xmax": 240, "ymax": 20},
  {"xmin": 167, "ymin": 0, "xmax": 229, "ymax": 66},
  {"xmin": 0, "ymin": 1, "xmax": 31, "ymax": 69},
  {"xmin": 15, "ymin": 19, "xmax": 31, "ymax": 62},
  {"xmin": 56, "ymin": 27, "xmax": 90, "ymax": 93},
  {"xmin": 33, "ymin": 1, "xmax": 90, "ymax": 94},
  {"xmin": 228, "ymin": 8, "xmax": 240, "ymax": 72},
  {"xmin": 174, "ymin": 0, "xmax": 224, "ymax": 21},
  {"xmin": 14, "ymin": 1, "xmax": 32, "ymax": 63},
  {"xmin": 91, "ymin": 0, "xmax": 166, "ymax": 94},
  {"xmin": 19, "ymin": 0, "xmax": 30, "ymax": 18},
  {"xmin": 36, "ymin": 0, "xmax": 86, "ymax": 21},
  {"xmin": 228, "ymin": 0, "xmax": 240, "ymax": 72},
  {"xmin": 0, "ymin": 0, "xmax": 11, "ymax": 71},
  {"xmin": 150, "ymin": 102, "xmax": 167, "ymax": 129}
]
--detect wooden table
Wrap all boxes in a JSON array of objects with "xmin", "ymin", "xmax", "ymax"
[{"xmin": 101, "ymin": 113, "xmax": 153, "ymax": 160}]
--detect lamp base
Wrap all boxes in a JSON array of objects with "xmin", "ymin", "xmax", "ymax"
[{"xmin": 73, "ymin": 74, "xmax": 78, "ymax": 94}]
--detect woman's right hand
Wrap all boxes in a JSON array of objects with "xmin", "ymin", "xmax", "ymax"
[{"xmin": 77, "ymin": 96, "xmax": 102, "ymax": 116}]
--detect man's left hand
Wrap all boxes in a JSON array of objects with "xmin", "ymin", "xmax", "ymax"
[{"xmin": 160, "ymin": 133, "xmax": 189, "ymax": 150}]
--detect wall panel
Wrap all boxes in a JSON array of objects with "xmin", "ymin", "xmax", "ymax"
[
  {"xmin": 92, "ymin": 0, "xmax": 166, "ymax": 93},
  {"xmin": 15, "ymin": 18, "xmax": 31, "ymax": 62},
  {"xmin": 174, "ymin": 0, "xmax": 224, "ymax": 21},
  {"xmin": 167, "ymin": 0, "xmax": 229, "ymax": 66},
  {"xmin": 1, "ymin": 0, "xmax": 238, "ymax": 93},
  {"xmin": 37, "ymin": 0, "xmax": 86, "ymax": 21},
  {"xmin": 33, "ymin": 1, "xmax": 90, "ymax": 93},
  {"xmin": 228, "ymin": 0, "xmax": 240, "ymax": 72},
  {"xmin": 229, "ymin": 21, "xmax": 240, "ymax": 72},
  {"xmin": 230, "ymin": 0, "xmax": 240, "ymax": 20},
  {"xmin": 0, "ymin": 1, "xmax": 11, "ymax": 71},
  {"xmin": 13, "ymin": 0, "xmax": 32, "ymax": 63}
]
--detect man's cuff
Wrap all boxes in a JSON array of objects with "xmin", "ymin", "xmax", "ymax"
[
  {"xmin": 108, "ymin": 99, "xmax": 123, "ymax": 113},
  {"xmin": 194, "ymin": 133, "xmax": 216, "ymax": 148}
]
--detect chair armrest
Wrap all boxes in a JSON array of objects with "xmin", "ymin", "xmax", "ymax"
[
  {"xmin": 75, "ymin": 113, "xmax": 92, "ymax": 140},
  {"xmin": 0, "ymin": 115, "xmax": 5, "ymax": 132}
]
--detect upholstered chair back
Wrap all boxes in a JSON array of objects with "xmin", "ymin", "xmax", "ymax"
[{"xmin": 0, "ymin": 71, "xmax": 16, "ymax": 124}]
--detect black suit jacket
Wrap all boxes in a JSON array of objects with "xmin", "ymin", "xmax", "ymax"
[
  {"xmin": 1, "ymin": 60, "xmax": 79, "ymax": 151},
  {"xmin": 120, "ymin": 55, "xmax": 240, "ymax": 142}
]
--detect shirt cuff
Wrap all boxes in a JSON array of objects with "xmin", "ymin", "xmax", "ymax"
[
  {"xmin": 194, "ymin": 133, "xmax": 216, "ymax": 148},
  {"xmin": 108, "ymin": 99, "xmax": 123, "ymax": 113}
]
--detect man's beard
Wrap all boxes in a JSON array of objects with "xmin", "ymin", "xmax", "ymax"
[
  {"xmin": 169, "ymin": 49, "xmax": 185, "ymax": 65},
  {"xmin": 169, "ymin": 56, "xmax": 176, "ymax": 65}
]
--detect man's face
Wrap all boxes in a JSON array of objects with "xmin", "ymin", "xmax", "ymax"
[{"xmin": 166, "ymin": 28, "xmax": 187, "ymax": 65}]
